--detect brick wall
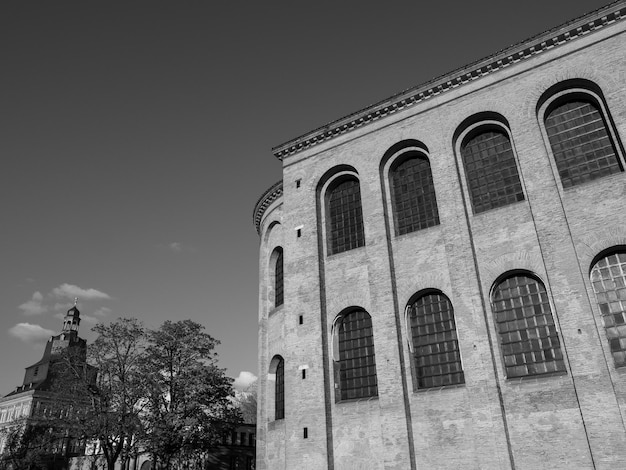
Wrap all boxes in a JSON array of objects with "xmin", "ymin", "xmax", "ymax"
[{"xmin": 256, "ymin": 12, "xmax": 626, "ymax": 470}]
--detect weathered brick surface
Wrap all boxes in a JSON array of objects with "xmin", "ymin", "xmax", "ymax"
[{"xmin": 256, "ymin": 13, "xmax": 626, "ymax": 470}]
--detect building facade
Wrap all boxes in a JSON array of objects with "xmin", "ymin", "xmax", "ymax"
[
  {"xmin": 0, "ymin": 303, "xmax": 90, "ymax": 464},
  {"xmin": 253, "ymin": 2, "xmax": 626, "ymax": 469}
]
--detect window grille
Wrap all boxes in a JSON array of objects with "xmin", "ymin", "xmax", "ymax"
[
  {"xmin": 336, "ymin": 310, "xmax": 378, "ymax": 400},
  {"xmin": 327, "ymin": 178, "xmax": 365, "ymax": 255},
  {"xmin": 409, "ymin": 292, "xmax": 464, "ymax": 388},
  {"xmin": 492, "ymin": 274, "xmax": 566, "ymax": 377},
  {"xmin": 545, "ymin": 100, "xmax": 621, "ymax": 188},
  {"xmin": 590, "ymin": 251, "xmax": 626, "ymax": 366},
  {"xmin": 390, "ymin": 153, "xmax": 440, "ymax": 235},
  {"xmin": 275, "ymin": 249, "xmax": 283, "ymax": 307},
  {"xmin": 461, "ymin": 130, "xmax": 524, "ymax": 213},
  {"xmin": 275, "ymin": 357, "xmax": 284, "ymax": 420}
]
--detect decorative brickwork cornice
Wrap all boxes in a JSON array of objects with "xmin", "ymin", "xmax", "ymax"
[
  {"xmin": 272, "ymin": 1, "xmax": 626, "ymax": 161},
  {"xmin": 253, "ymin": 180, "xmax": 283, "ymax": 235}
]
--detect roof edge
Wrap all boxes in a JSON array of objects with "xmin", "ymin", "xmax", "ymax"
[
  {"xmin": 272, "ymin": 1, "xmax": 626, "ymax": 160},
  {"xmin": 253, "ymin": 180, "xmax": 283, "ymax": 235}
]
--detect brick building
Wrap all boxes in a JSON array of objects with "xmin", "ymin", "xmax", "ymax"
[{"xmin": 253, "ymin": 2, "xmax": 626, "ymax": 469}]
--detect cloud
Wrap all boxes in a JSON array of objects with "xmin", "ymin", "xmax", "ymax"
[
  {"xmin": 18, "ymin": 292, "xmax": 47, "ymax": 316},
  {"xmin": 52, "ymin": 283, "xmax": 111, "ymax": 301},
  {"xmin": 81, "ymin": 314, "xmax": 99, "ymax": 325},
  {"xmin": 92, "ymin": 307, "xmax": 111, "ymax": 317},
  {"xmin": 169, "ymin": 242, "xmax": 183, "ymax": 252},
  {"xmin": 156, "ymin": 242, "xmax": 196, "ymax": 253},
  {"xmin": 233, "ymin": 371, "xmax": 258, "ymax": 391},
  {"xmin": 8, "ymin": 323, "xmax": 55, "ymax": 343}
]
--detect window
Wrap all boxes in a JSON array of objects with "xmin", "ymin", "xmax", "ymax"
[
  {"xmin": 590, "ymin": 251, "xmax": 626, "ymax": 366},
  {"xmin": 275, "ymin": 356, "xmax": 284, "ymax": 420},
  {"xmin": 274, "ymin": 248, "xmax": 283, "ymax": 307},
  {"xmin": 326, "ymin": 177, "xmax": 365, "ymax": 255},
  {"xmin": 390, "ymin": 152, "xmax": 440, "ymax": 235},
  {"xmin": 334, "ymin": 309, "xmax": 378, "ymax": 400},
  {"xmin": 230, "ymin": 456, "xmax": 242, "ymax": 470},
  {"xmin": 545, "ymin": 97, "xmax": 622, "ymax": 188},
  {"xmin": 492, "ymin": 273, "xmax": 566, "ymax": 377},
  {"xmin": 408, "ymin": 291, "xmax": 464, "ymax": 388},
  {"xmin": 461, "ymin": 127, "xmax": 524, "ymax": 213}
]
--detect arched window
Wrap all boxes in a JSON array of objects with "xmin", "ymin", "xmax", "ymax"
[
  {"xmin": 326, "ymin": 177, "xmax": 365, "ymax": 255},
  {"xmin": 408, "ymin": 291, "xmax": 464, "ymax": 388},
  {"xmin": 492, "ymin": 273, "xmax": 566, "ymax": 377},
  {"xmin": 333, "ymin": 309, "xmax": 377, "ymax": 400},
  {"xmin": 390, "ymin": 152, "xmax": 440, "ymax": 235},
  {"xmin": 274, "ymin": 356, "xmax": 285, "ymax": 420},
  {"xmin": 460, "ymin": 126, "xmax": 524, "ymax": 214},
  {"xmin": 590, "ymin": 251, "xmax": 626, "ymax": 367},
  {"xmin": 274, "ymin": 248, "xmax": 283, "ymax": 307},
  {"xmin": 544, "ymin": 96, "xmax": 622, "ymax": 188}
]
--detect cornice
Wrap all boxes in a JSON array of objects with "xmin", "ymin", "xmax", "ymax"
[
  {"xmin": 253, "ymin": 180, "xmax": 283, "ymax": 235},
  {"xmin": 272, "ymin": 1, "xmax": 626, "ymax": 161}
]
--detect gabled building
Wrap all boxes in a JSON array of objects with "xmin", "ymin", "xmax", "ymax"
[{"xmin": 0, "ymin": 303, "xmax": 91, "ymax": 460}]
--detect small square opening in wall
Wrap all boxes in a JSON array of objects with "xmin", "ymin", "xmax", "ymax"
[
  {"xmin": 303, "ymin": 427, "xmax": 308, "ymax": 439},
  {"xmin": 296, "ymin": 179, "xmax": 301, "ymax": 188},
  {"xmin": 299, "ymin": 315, "xmax": 303, "ymax": 325}
]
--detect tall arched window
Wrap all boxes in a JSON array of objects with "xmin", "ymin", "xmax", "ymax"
[
  {"xmin": 492, "ymin": 273, "xmax": 566, "ymax": 377},
  {"xmin": 590, "ymin": 251, "xmax": 626, "ymax": 367},
  {"xmin": 274, "ymin": 356, "xmax": 284, "ymax": 420},
  {"xmin": 408, "ymin": 291, "xmax": 464, "ymax": 388},
  {"xmin": 544, "ymin": 96, "xmax": 622, "ymax": 188},
  {"xmin": 274, "ymin": 248, "xmax": 283, "ymax": 307},
  {"xmin": 390, "ymin": 152, "xmax": 440, "ymax": 235},
  {"xmin": 333, "ymin": 309, "xmax": 377, "ymax": 401},
  {"xmin": 326, "ymin": 177, "xmax": 365, "ymax": 255},
  {"xmin": 460, "ymin": 126, "xmax": 524, "ymax": 214}
]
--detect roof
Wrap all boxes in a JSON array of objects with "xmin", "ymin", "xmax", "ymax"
[
  {"xmin": 2, "ymin": 381, "xmax": 48, "ymax": 399},
  {"xmin": 271, "ymin": 0, "xmax": 626, "ymax": 161},
  {"xmin": 253, "ymin": 180, "xmax": 283, "ymax": 235}
]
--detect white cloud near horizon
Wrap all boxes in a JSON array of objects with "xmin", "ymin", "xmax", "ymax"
[
  {"xmin": 169, "ymin": 242, "xmax": 183, "ymax": 252},
  {"xmin": 233, "ymin": 371, "xmax": 257, "ymax": 391},
  {"xmin": 9, "ymin": 323, "xmax": 55, "ymax": 343},
  {"xmin": 52, "ymin": 283, "xmax": 111, "ymax": 301},
  {"xmin": 18, "ymin": 291, "xmax": 47, "ymax": 316}
]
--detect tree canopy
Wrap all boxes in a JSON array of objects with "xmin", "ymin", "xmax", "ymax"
[{"xmin": 5, "ymin": 318, "xmax": 242, "ymax": 470}]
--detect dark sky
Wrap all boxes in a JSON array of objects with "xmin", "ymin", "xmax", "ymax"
[{"xmin": 0, "ymin": 0, "xmax": 613, "ymax": 392}]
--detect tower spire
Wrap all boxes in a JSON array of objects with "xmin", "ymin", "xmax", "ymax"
[{"xmin": 62, "ymin": 299, "xmax": 81, "ymax": 334}]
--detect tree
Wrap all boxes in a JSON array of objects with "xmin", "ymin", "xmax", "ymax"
[
  {"xmin": 49, "ymin": 318, "xmax": 147, "ymax": 470},
  {"xmin": 0, "ymin": 419, "xmax": 64, "ymax": 470},
  {"xmin": 139, "ymin": 320, "xmax": 241, "ymax": 469},
  {"xmin": 233, "ymin": 380, "xmax": 257, "ymax": 424}
]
